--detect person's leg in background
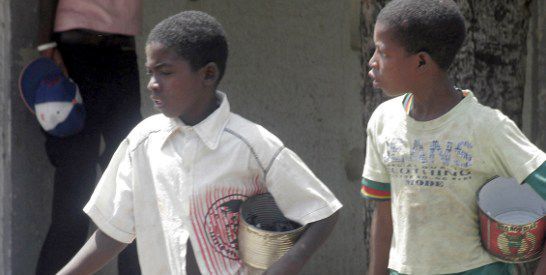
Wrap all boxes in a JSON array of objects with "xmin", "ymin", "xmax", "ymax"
[
  {"xmin": 97, "ymin": 41, "xmax": 143, "ymax": 275},
  {"xmin": 35, "ymin": 131, "xmax": 101, "ymax": 275},
  {"xmin": 35, "ymin": 40, "xmax": 105, "ymax": 275},
  {"xmin": 36, "ymin": 36, "xmax": 142, "ymax": 274}
]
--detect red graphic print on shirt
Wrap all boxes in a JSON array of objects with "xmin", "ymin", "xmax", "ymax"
[{"xmin": 204, "ymin": 194, "xmax": 247, "ymax": 260}]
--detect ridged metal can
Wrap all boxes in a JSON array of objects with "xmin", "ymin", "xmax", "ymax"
[
  {"xmin": 238, "ymin": 193, "xmax": 307, "ymax": 270},
  {"xmin": 478, "ymin": 177, "xmax": 546, "ymax": 263}
]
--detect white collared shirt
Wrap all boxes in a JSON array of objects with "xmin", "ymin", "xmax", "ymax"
[{"xmin": 84, "ymin": 92, "xmax": 342, "ymax": 275}]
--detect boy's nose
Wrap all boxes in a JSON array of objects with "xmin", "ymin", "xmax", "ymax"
[
  {"xmin": 147, "ymin": 77, "xmax": 160, "ymax": 92},
  {"xmin": 368, "ymin": 56, "xmax": 378, "ymax": 69},
  {"xmin": 368, "ymin": 50, "xmax": 378, "ymax": 68}
]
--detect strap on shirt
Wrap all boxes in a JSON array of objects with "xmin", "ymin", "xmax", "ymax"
[
  {"xmin": 401, "ymin": 88, "xmax": 468, "ymax": 115},
  {"xmin": 402, "ymin": 93, "xmax": 413, "ymax": 115}
]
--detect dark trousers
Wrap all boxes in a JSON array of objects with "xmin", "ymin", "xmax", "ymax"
[{"xmin": 36, "ymin": 33, "xmax": 142, "ymax": 275}]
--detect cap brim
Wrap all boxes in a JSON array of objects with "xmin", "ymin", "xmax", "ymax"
[{"xmin": 18, "ymin": 57, "xmax": 62, "ymax": 114}]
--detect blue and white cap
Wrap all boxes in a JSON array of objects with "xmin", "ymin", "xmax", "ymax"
[{"xmin": 19, "ymin": 57, "xmax": 85, "ymax": 137}]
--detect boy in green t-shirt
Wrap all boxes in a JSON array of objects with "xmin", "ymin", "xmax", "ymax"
[{"xmin": 361, "ymin": 0, "xmax": 546, "ymax": 274}]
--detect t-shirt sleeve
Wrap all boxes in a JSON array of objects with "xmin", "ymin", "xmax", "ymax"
[
  {"xmin": 361, "ymin": 116, "xmax": 391, "ymax": 200},
  {"xmin": 486, "ymin": 115, "xmax": 546, "ymax": 184},
  {"xmin": 265, "ymin": 147, "xmax": 342, "ymax": 226},
  {"xmin": 524, "ymin": 162, "xmax": 546, "ymax": 200},
  {"xmin": 83, "ymin": 139, "xmax": 136, "ymax": 243}
]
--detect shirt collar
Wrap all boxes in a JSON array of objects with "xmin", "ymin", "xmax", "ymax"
[{"xmin": 162, "ymin": 91, "xmax": 230, "ymax": 150}]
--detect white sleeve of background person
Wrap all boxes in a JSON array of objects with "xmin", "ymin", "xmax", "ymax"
[
  {"xmin": 265, "ymin": 148, "xmax": 342, "ymax": 225},
  {"xmin": 83, "ymin": 139, "xmax": 136, "ymax": 243}
]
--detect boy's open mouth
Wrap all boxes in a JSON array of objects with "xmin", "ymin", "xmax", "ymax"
[
  {"xmin": 151, "ymin": 96, "xmax": 164, "ymax": 108},
  {"xmin": 368, "ymin": 71, "xmax": 380, "ymax": 88}
]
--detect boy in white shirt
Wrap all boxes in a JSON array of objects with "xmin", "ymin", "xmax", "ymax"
[{"xmin": 58, "ymin": 11, "xmax": 342, "ymax": 275}]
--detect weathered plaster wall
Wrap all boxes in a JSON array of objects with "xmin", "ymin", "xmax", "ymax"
[
  {"xmin": 1, "ymin": 0, "xmax": 11, "ymax": 273},
  {"xmin": 8, "ymin": 0, "xmax": 56, "ymax": 274}
]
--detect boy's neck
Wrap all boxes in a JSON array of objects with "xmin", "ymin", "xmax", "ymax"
[
  {"xmin": 409, "ymin": 75, "xmax": 463, "ymax": 121},
  {"xmin": 180, "ymin": 90, "xmax": 220, "ymax": 126}
]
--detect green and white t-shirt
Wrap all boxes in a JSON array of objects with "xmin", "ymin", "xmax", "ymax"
[{"xmin": 361, "ymin": 90, "xmax": 546, "ymax": 274}]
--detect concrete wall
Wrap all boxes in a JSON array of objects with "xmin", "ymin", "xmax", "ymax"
[
  {"xmin": 8, "ymin": 0, "xmax": 57, "ymax": 274},
  {"xmin": 1, "ymin": 0, "xmax": 11, "ymax": 273},
  {"xmin": 6, "ymin": 0, "xmax": 366, "ymax": 274}
]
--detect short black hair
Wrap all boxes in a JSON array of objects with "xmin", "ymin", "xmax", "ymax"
[
  {"xmin": 377, "ymin": 0, "xmax": 466, "ymax": 69},
  {"xmin": 147, "ymin": 11, "xmax": 229, "ymax": 83}
]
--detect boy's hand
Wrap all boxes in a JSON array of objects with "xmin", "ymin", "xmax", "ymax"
[
  {"xmin": 263, "ymin": 255, "xmax": 304, "ymax": 275},
  {"xmin": 263, "ymin": 211, "xmax": 339, "ymax": 275},
  {"xmin": 534, "ymin": 244, "xmax": 546, "ymax": 275},
  {"xmin": 40, "ymin": 47, "xmax": 68, "ymax": 77}
]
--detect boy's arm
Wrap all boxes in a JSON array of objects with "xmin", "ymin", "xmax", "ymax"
[
  {"xmin": 264, "ymin": 211, "xmax": 339, "ymax": 275},
  {"xmin": 368, "ymin": 200, "xmax": 392, "ymax": 275},
  {"xmin": 37, "ymin": 0, "xmax": 66, "ymax": 74},
  {"xmin": 57, "ymin": 229, "xmax": 128, "ymax": 275},
  {"xmin": 38, "ymin": 0, "xmax": 58, "ymax": 44}
]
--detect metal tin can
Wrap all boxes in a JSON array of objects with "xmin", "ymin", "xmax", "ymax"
[
  {"xmin": 238, "ymin": 193, "xmax": 307, "ymax": 270},
  {"xmin": 478, "ymin": 177, "xmax": 546, "ymax": 263}
]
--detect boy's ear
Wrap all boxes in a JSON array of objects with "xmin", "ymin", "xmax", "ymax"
[
  {"xmin": 416, "ymin": 52, "xmax": 431, "ymax": 72},
  {"xmin": 201, "ymin": 62, "xmax": 220, "ymax": 86}
]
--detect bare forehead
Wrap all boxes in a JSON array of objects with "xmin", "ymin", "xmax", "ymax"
[
  {"xmin": 373, "ymin": 23, "xmax": 392, "ymax": 40},
  {"xmin": 145, "ymin": 43, "xmax": 181, "ymax": 67},
  {"xmin": 373, "ymin": 23, "xmax": 403, "ymax": 49}
]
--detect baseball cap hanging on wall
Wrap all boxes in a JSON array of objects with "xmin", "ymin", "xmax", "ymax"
[{"xmin": 19, "ymin": 57, "xmax": 85, "ymax": 137}]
